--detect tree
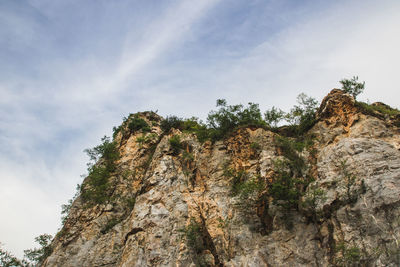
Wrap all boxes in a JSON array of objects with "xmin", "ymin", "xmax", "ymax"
[
  {"xmin": 264, "ymin": 106, "xmax": 285, "ymax": 128},
  {"xmin": 285, "ymin": 93, "xmax": 319, "ymax": 135},
  {"xmin": 339, "ymin": 76, "xmax": 365, "ymax": 99},
  {"xmin": 207, "ymin": 99, "xmax": 266, "ymax": 140},
  {"xmin": 0, "ymin": 243, "xmax": 26, "ymax": 267},
  {"xmin": 24, "ymin": 234, "xmax": 53, "ymax": 265}
]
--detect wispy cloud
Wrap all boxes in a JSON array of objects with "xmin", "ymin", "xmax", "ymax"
[{"xmin": 0, "ymin": 0, "xmax": 220, "ymax": 256}]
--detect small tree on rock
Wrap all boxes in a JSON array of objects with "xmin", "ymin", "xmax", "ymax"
[{"xmin": 340, "ymin": 76, "xmax": 365, "ymax": 99}]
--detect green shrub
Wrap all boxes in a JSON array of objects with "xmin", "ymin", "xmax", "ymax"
[
  {"xmin": 84, "ymin": 136, "xmax": 120, "ymax": 168},
  {"xmin": 169, "ymin": 135, "xmax": 183, "ymax": 155},
  {"xmin": 60, "ymin": 184, "xmax": 81, "ymax": 224},
  {"xmin": 123, "ymin": 196, "xmax": 136, "ymax": 210},
  {"xmin": 340, "ymin": 76, "xmax": 365, "ymax": 99},
  {"xmin": 235, "ymin": 178, "xmax": 265, "ymax": 200},
  {"xmin": 112, "ymin": 125, "xmax": 122, "ymax": 139},
  {"xmin": 274, "ymin": 135, "xmax": 307, "ymax": 175},
  {"xmin": 0, "ymin": 244, "xmax": 26, "ymax": 267},
  {"xmin": 141, "ymin": 142, "xmax": 158, "ymax": 171},
  {"xmin": 179, "ymin": 219, "xmax": 205, "ymax": 254},
  {"xmin": 23, "ymin": 234, "xmax": 53, "ymax": 265},
  {"xmin": 128, "ymin": 115, "xmax": 151, "ymax": 133},
  {"xmin": 101, "ymin": 218, "xmax": 121, "ymax": 234},
  {"xmin": 264, "ymin": 106, "xmax": 285, "ymax": 128},
  {"xmin": 269, "ymin": 159, "xmax": 303, "ymax": 210},
  {"xmin": 285, "ymin": 93, "xmax": 319, "ymax": 135},
  {"xmin": 335, "ymin": 242, "xmax": 361, "ymax": 266},
  {"xmin": 356, "ymin": 101, "xmax": 400, "ymax": 117},
  {"xmin": 340, "ymin": 160, "xmax": 357, "ymax": 203},
  {"xmin": 81, "ymin": 136, "xmax": 120, "ymax": 206},
  {"xmin": 250, "ymin": 142, "xmax": 261, "ymax": 151},
  {"xmin": 301, "ymin": 183, "xmax": 326, "ymax": 222},
  {"xmin": 207, "ymin": 99, "xmax": 266, "ymax": 141},
  {"xmin": 224, "ymin": 168, "xmax": 248, "ymax": 196},
  {"xmin": 182, "ymin": 151, "xmax": 194, "ymax": 162},
  {"xmin": 161, "ymin": 116, "xmax": 184, "ymax": 133}
]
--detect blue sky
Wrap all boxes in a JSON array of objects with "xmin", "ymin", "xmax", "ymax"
[{"xmin": 1, "ymin": 0, "xmax": 399, "ymax": 257}]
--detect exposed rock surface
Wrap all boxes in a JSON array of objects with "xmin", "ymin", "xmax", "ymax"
[{"xmin": 43, "ymin": 90, "xmax": 400, "ymax": 267}]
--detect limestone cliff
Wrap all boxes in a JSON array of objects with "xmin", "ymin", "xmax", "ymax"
[{"xmin": 43, "ymin": 90, "xmax": 400, "ymax": 267}]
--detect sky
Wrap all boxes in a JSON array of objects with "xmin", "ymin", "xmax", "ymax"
[{"xmin": 0, "ymin": 0, "xmax": 399, "ymax": 257}]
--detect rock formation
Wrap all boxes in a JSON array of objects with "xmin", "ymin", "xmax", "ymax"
[{"xmin": 42, "ymin": 89, "xmax": 400, "ymax": 266}]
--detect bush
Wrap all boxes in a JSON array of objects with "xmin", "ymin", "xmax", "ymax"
[
  {"xmin": 24, "ymin": 234, "xmax": 53, "ymax": 265},
  {"xmin": 340, "ymin": 76, "xmax": 365, "ymax": 99},
  {"xmin": 180, "ymin": 219, "xmax": 205, "ymax": 254},
  {"xmin": 81, "ymin": 136, "xmax": 120, "ymax": 205},
  {"xmin": 356, "ymin": 101, "xmax": 400, "ymax": 117},
  {"xmin": 128, "ymin": 115, "xmax": 151, "ymax": 133},
  {"xmin": 250, "ymin": 142, "xmax": 261, "ymax": 151},
  {"xmin": 285, "ymin": 93, "xmax": 319, "ymax": 135},
  {"xmin": 340, "ymin": 160, "xmax": 357, "ymax": 203},
  {"xmin": 335, "ymin": 242, "xmax": 361, "ymax": 266},
  {"xmin": 264, "ymin": 106, "xmax": 285, "ymax": 128},
  {"xmin": 101, "ymin": 218, "xmax": 121, "ymax": 234},
  {"xmin": 161, "ymin": 116, "xmax": 184, "ymax": 133},
  {"xmin": 169, "ymin": 135, "xmax": 183, "ymax": 155},
  {"xmin": 236, "ymin": 177, "xmax": 265, "ymax": 200},
  {"xmin": 301, "ymin": 183, "xmax": 326, "ymax": 222},
  {"xmin": 269, "ymin": 159, "xmax": 303, "ymax": 210},
  {"xmin": 61, "ymin": 184, "xmax": 80, "ymax": 224},
  {"xmin": 207, "ymin": 99, "xmax": 266, "ymax": 141},
  {"xmin": 274, "ymin": 135, "xmax": 307, "ymax": 175},
  {"xmin": 0, "ymin": 244, "xmax": 26, "ymax": 267}
]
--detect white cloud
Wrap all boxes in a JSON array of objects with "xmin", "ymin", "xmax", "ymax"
[
  {"xmin": 0, "ymin": 0, "xmax": 221, "ymax": 257},
  {"xmin": 211, "ymin": 0, "xmax": 400, "ymax": 110}
]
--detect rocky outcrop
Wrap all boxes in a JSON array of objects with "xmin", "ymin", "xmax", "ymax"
[{"xmin": 43, "ymin": 90, "xmax": 400, "ymax": 266}]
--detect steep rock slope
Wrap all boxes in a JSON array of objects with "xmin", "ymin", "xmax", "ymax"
[{"xmin": 43, "ymin": 90, "xmax": 400, "ymax": 266}]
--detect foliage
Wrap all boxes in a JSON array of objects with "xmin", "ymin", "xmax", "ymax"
[
  {"xmin": 136, "ymin": 133, "xmax": 158, "ymax": 148},
  {"xmin": 235, "ymin": 177, "xmax": 265, "ymax": 200},
  {"xmin": 250, "ymin": 142, "xmax": 261, "ymax": 151},
  {"xmin": 101, "ymin": 218, "xmax": 122, "ymax": 234},
  {"xmin": 335, "ymin": 242, "xmax": 361, "ymax": 266},
  {"xmin": 340, "ymin": 76, "xmax": 365, "ymax": 99},
  {"xmin": 206, "ymin": 99, "xmax": 266, "ymax": 141},
  {"xmin": 264, "ymin": 106, "xmax": 285, "ymax": 128},
  {"xmin": 81, "ymin": 136, "xmax": 120, "ymax": 206},
  {"xmin": 269, "ymin": 135, "xmax": 315, "ymax": 210},
  {"xmin": 179, "ymin": 219, "xmax": 205, "ymax": 254},
  {"xmin": 84, "ymin": 136, "xmax": 120, "ymax": 167},
  {"xmin": 356, "ymin": 101, "xmax": 400, "ymax": 117},
  {"xmin": 112, "ymin": 125, "xmax": 122, "ymax": 140},
  {"xmin": 269, "ymin": 159, "xmax": 303, "ymax": 210},
  {"xmin": 274, "ymin": 135, "xmax": 308, "ymax": 175},
  {"xmin": 169, "ymin": 135, "xmax": 183, "ymax": 155},
  {"xmin": 0, "ymin": 244, "xmax": 26, "ymax": 267},
  {"xmin": 161, "ymin": 116, "xmax": 184, "ymax": 133},
  {"xmin": 301, "ymin": 183, "xmax": 326, "ymax": 222},
  {"xmin": 182, "ymin": 151, "xmax": 194, "ymax": 162},
  {"xmin": 61, "ymin": 184, "xmax": 81, "ymax": 224},
  {"xmin": 24, "ymin": 234, "xmax": 53, "ymax": 266},
  {"xmin": 340, "ymin": 160, "xmax": 357, "ymax": 203},
  {"xmin": 128, "ymin": 115, "xmax": 151, "ymax": 133},
  {"xmin": 224, "ymin": 168, "xmax": 248, "ymax": 196},
  {"xmin": 123, "ymin": 196, "xmax": 136, "ymax": 210},
  {"xmin": 285, "ymin": 93, "xmax": 319, "ymax": 135},
  {"xmin": 141, "ymin": 142, "xmax": 158, "ymax": 171}
]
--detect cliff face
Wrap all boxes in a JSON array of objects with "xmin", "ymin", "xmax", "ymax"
[{"xmin": 43, "ymin": 90, "xmax": 400, "ymax": 267}]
